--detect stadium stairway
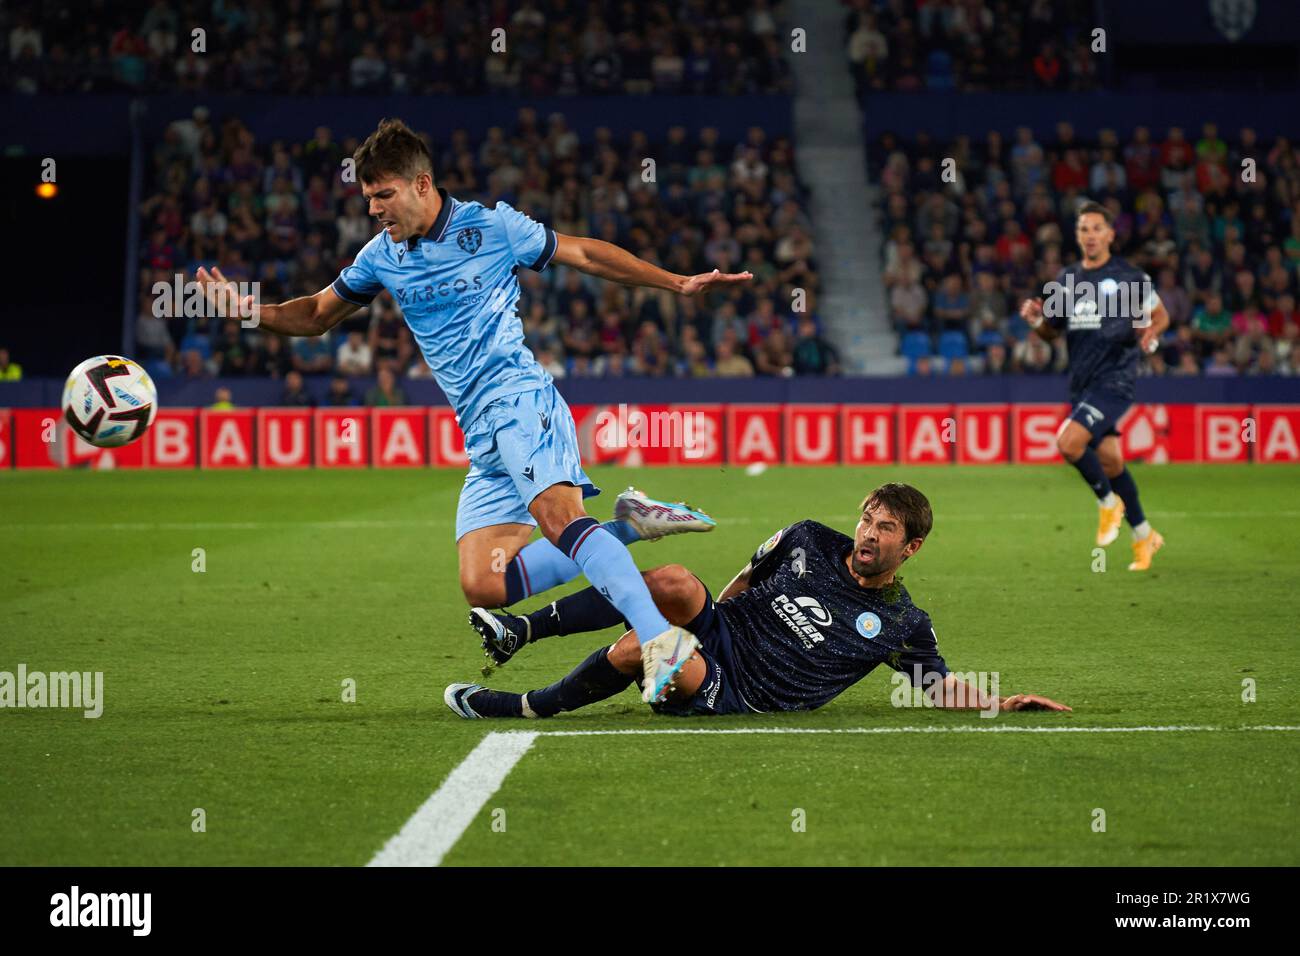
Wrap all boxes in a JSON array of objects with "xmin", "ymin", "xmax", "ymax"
[{"xmin": 787, "ymin": 0, "xmax": 902, "ymax": 374}]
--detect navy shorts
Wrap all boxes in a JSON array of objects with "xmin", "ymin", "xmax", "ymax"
[
  {"xmin": 647, "ymin": 585, "xmax": 753, "ymax": 717},
  {"xmin": 1066, "ymin": 389, "xmax": 1130, "ymax": 448}
]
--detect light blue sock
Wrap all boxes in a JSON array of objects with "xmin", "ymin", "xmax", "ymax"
[
  {"xmin": 503, "ymin": 519, "xmax": 640, "ymax": 604},
  {"xmin": 558, "ymin": 517, "xmax": 669, "ymax": 644}
]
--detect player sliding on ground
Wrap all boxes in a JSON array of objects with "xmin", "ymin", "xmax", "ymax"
[
  {"xmin": 195, "ymin": 118, "xmax": 750, "ymax": 702},
  {"xmin": 1019, "ymin": 200, "xmax": 1171, "ymax": 571},
  {"xmin": 447, "ymin": 483, "xmax": 1070, "ymax": 718}
]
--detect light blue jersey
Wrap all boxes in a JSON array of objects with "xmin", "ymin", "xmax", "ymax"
[
  {"xmin": 328, "ymin": 189, "xmax": 671, "ymax": 646},
  {"xmin": 331, "ymin": 187, "xmax": 558, "ymax": 427}
]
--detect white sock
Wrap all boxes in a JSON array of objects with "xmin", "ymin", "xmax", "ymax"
[
  {"xmin": 1100, "ymin": 492, "xmax": 1119, "ymax": 508},
  {"xmin": 520, "ymin": 692, "xmax": 538, "ymax": 719},
  {"xmin": 1132, "ymin": 521, "xmax": 1152, "ymax": 540}
]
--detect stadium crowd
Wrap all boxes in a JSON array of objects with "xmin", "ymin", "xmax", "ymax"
[
  {"xmin": 844, "ymin": 0, "xmax": 1101, "ymax": 95},
  {"xmin": 3, "ymin": 0, "xmax": 790, "ymax": 97},
  {"xmin": 873, "ymin": 123, "xmax": 1300, "ymax": 376},
  {"xmin": 134, "ymin": 106, "xmax": 832, "ymax": 394}
]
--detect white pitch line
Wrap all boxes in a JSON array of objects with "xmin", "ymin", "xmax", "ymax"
[
  {"xmin": 375, "ymin": 723, "xmax": 1298, "ymax": 865},
  {"xmin": 3, "ymin": 510, "xmax": 1298, "ymax": 532},
  {"xmin": 368, "ymin": 731, "xmax": 537, "ymax": 868},
  {"xmin": 509, "ymin": 724, "xmax": 1300, "ymax": 738}
]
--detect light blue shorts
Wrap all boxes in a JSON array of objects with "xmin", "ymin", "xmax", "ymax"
[{"xmin": 455, "ymin": 386, "xmax": 600, "ymax": 540}]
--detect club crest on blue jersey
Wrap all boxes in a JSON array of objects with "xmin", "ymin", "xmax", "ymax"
[
  {"xmin": 856, "ymin": 611, "xmax": 882, "ymax": 640},
  {"xmin": 457, "ymin": 227, "xmax": 483, "ymax": 255}
]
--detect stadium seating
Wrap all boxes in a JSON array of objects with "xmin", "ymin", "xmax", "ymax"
[
  {"xmin": 2, "ymin": 1, "xmax": 791, "ymax": 97},
  {"xmin": 938, "ymin": 330, "xmax": 969, "ymax": 361},
  {"xmin": 874, "ymin": 124, "xmax": 1300, "ymax": 377},
  {"xmin": 845, "ymin": 1, "xmax": 1101, "ymax": 95},
  {"xmin": 899, "ymin": 330, "xmax": 931, "ymax": 359},
  {"xmin": 134, "ymin": 108, "xmax": 826, "ymax": 385}
]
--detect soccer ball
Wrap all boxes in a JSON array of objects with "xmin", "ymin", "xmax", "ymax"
[{"xmin": 62, "ymin": 355, "xmax": 158, "ymax": 448}]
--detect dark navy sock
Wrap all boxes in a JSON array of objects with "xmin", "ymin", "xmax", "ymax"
[
  {"xmin": 465, "ymin": 687, "xmax": 523, "ymax": 718},
  {"xmin": 1109, "ymin": 467, "xmax": 1146, "ymax": 527},
  {"xmin": 503, "ymin": 557, "xmax": 529, "ymax": 606},
  {"xmin": 603, "ymin": 518, "xmax": 641, "ymax": 545},
  {"xmin": 527, "ymin": 587, "xmax": 627, "ymax": 641},
  {"xmin": 526, "ymin": 647, "xmax": 634, "ymax": 718},
  {"xmin": 1070, "ymin": 447, "xmax": 1113, "ymax": 500}
]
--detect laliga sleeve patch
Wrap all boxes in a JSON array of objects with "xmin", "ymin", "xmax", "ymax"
[{"xmin": 753, "ymin": 528, "xmax": 784, "ymax": 565}]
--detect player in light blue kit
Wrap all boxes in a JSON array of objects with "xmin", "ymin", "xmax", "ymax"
[{"xmin": 195, "ymin": 118, "xmax": 750, "ymax": 702}]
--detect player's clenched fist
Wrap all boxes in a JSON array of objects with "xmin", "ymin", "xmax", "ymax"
[{"xmin": 1019, "ymin": 296, "xmax": 1045, "ymax": 327}]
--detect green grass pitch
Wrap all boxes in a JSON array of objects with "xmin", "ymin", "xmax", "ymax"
[{"xmin": 1, "ymin": 463, "xmax": 1297, "ymax": 866}]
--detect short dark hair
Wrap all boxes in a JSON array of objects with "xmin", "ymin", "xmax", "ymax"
[
  {"xmin": 1076, "ymin": 200, "xmax": 1113, "ymax": 226},
  {"xmin": 354, "ymin": 118, "xmax": 434, "ymax": 184},
  {"xmin": 860, "ymin": 483, "xmax": 933, "ymax": 542}
]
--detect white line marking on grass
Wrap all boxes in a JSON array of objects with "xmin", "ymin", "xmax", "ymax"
[
  {"xmin": 368, "ymin": 731, "xmax": 537, "ymax": 868},
  {"xmin": 512, "ymin": 724, "xmax": 1300, "ymax": 737},
  {"xmin": 379, "ymin": 723, "xmax": 1297, "ymax": 865},
  {"xmin": 6, "ymin": 511, "xmax": 1298, "ymax": 533}
]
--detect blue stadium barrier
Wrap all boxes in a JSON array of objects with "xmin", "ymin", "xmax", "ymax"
[
  {"xmin": 859, "ymin": 91, "xmax": 1300, "ymax": 141},
  {"xmin": 5, "ymin": 375, "xmax": 1300, "ymax": 410},
  {"xmin": 1108, "ymin": 0, "xmax": 1300, "ymax": 44},
  {"xmin": 2, "ymin": 94, "xmax": 794, "ymax": 156}
]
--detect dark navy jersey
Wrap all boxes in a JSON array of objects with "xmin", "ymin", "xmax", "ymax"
[
  {"xmin": 716, "ymin": 520, "xmax": 948, "ymax": 713},
  {"xmin": 1044, "ymin": 255, "xmax": 1161, "ymax": 401}
]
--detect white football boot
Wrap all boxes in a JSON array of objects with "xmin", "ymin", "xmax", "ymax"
[
  {"xmin": 614, "ymin": 488, "xmax": 716, "ymax": 541},
  {"xmin": 640, "ymin": 626, "xmax": 701, "ymax": 704},
  {"xmin": 444, "ymin": 683, "xmax": 487, "ymax": 718}
]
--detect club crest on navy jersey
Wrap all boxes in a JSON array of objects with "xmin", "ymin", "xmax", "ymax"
[{"xmin": 856, "ymin": 612, "xmax": 883, "ymax": 640}]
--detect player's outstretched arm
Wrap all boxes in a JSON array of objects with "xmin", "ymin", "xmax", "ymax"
[
  {"xmin": 552, "ymin": 234, "xmax": 753, "ymax": 296},
  {"xmin": 1020, "ymin": 295, "xmax": 1058, "ymax": 341},
  {"xmin": 195, "ymin": 266, "xmax": 358, "ymax": 337},
  {"xmin": 929, "ymin": 674, "xmax": 1071, "ymax": 712}
]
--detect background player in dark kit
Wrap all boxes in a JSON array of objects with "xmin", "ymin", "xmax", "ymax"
[
  {"xmin": 1019, "ymin": 202, "xmax": 1171, "ymax": 571},
  {"xmin": 447, "ymin": 483, "xmax": 1070, "ymax": 718}
]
